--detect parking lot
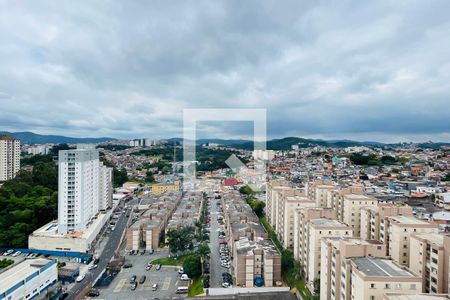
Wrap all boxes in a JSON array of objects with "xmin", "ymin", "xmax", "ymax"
[{"xmin": 97, "ymin": 250, "xmax": 182, "ymax": 299}]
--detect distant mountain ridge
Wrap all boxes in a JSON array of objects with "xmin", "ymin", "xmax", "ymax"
[{"xmin": 0, "ymin": 131, "xmax": 116, "ymax": 145}]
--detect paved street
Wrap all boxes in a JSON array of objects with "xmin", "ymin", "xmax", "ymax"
[
  {"xmin": 208, "ymin": 196, "xmax": 222, "ymax": 288},
  {"xmin": 66, "ymin": 198, "xmax": 137, "ymax": 300}
]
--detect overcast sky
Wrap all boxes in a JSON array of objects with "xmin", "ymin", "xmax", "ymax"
[{"xmin": 0, "ymin": 0, "xmax": 449, "ymax": 143}]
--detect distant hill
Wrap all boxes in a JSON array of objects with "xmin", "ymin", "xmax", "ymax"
[
  {"xmin": 228, "ymin": 137, "xmax": 369, "ymax": 150},
  {"xmin": 0, "ymin": 131, "xmax": 116, "ymax": 145}
]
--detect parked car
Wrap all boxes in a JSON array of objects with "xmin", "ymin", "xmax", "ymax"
[
  {"xmin": 12, "ymin": 251, "xmax": 21, "ymax": 257},
  {"xmin": 88, "ymin": 264, "xmax": 98, "ymax": 270},
  {"xmin": 152, "ymin": 284, "xmax": 158, "ymax": 291},
  {"xmin": 222, "ymin": 282, "xmax": 231, "ymax": 288},
  {"xmin": 130, "ymin": 282, "xmax": 138, "ymax": 290},
  {"xmin": 178, "ymin": 267, "xmax": 184, "ymax": 274},
  {"xmin": 130, "ymin": 275, "xmax": 137, "ymax": 283},
  {"xmin": 76, "ymin": 274, "xmax": 85, "ymax": 282},
  {"xmin": 155, "ymin": 264, "xmax": 161, "ymax": 270},
  {"xmin": 139, "ymin": 275, "xmax": 146, "ymax": 284},
  {"xmin": 123, "ymin": 263, "xmax": 133, "ymax": 268},
  {"xmin": 87, "ymin": 289, "xmax": 100, "ymax": 297},
  {"xmin": 180, "ymin": 274, "xmax": 190, "ymax": 281}
]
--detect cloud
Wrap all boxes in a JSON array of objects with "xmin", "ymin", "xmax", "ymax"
[{"xmin": 0, "ymin": 0, "xmax": 449, "ymax": 142}]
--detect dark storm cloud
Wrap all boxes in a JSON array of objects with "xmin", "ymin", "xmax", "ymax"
[{"xmin": 0, "ymin": 0, "xmax": 449, "ymax": 142}]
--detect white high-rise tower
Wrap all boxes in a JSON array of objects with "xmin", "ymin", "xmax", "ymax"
[
  {"xmin": 57, "ymin": 144, "xmax": 112, "ymax": 235},
  {"xmin": 0, "ymin": 135, "xmax": 20, "ymax": 182}
]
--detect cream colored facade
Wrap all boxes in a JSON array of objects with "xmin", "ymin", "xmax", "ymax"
[
  {"xmin": 293, "ymin": 207, "xmax": 336, "ymax": 261},
  {"xmin": 341, "ymin": 194, "xmax": 377, "ymax": 237},
  {"xmin": 349, "ymin": 257, "xmax": 422, "ymax": 300},
  {"xmin": 266, "ymin": 180, "xmax": 291, "ymax": 230},
  {"xmin": 360, "ymin": 205, "xmax": 413, "ymax": 242},
  {"xmin": 327, "ymin": 185, "xmax": 365, "ymax": 219},
  {"xmin": 0, "ymin": 135, "xmax": 20, "ymax": 182},
  {"xmin": 302, "ymin": 218, "xmax": 353, "ymax": 284},
  {"xmin": 277, "ymin": 194, "xmax": 315, "ymax": 249},
  {"xmin": 320, "ymin": 237, "xmax": 386, "ymax": 300},
  {"xmin": 233, "ymin": 237, "xmax": 281, "ymax": 287},
  {"xmin": 387, "ymin": 215, "xmax": 439, "ymax": 267},
  {"xmin": 409, "ymin": 233, "xmax": 450, "ymax": 294}
]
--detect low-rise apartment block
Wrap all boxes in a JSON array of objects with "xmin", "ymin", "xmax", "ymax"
[{"xmin": 233, "ymin": 237, "xmax": 281, "ymax": 287}]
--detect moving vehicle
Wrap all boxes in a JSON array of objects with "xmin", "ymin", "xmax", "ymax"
[
  {"xmin": 123, "ymin": 263, "xmax": 133, "ymax": 268},
  {"xmin": 178, "ymin": 267, "xmax": 184, "ymax": 274},
  {"xmin": 88, "ymin": 264, "xmax": 98, "ymax": 270},
  {"xmin": 75, "ymin": 274, "xmax": 85, "ymax": 282}
]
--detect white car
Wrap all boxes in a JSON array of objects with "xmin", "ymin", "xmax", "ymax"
[
  {"xmin": 180, "ymin": 274, "xmax": 190, "ymax": 281},
  {"xmin": 178, "ymin": 267, "xmax": 184, "ymax": 274},
  {"xmin": 76, "ymin": 274, "xmax": 85, "ymax": 282},
  {"xmin": 88, "ymin": 264, "xmax": 98, "ymax": 270},
  {"xmin": 222, "ymin": 282, "xmax": 231, "ymax": 288},
  {"xmin": 12, "ymin": 251, "xmax": 21, "ymax": 257}
]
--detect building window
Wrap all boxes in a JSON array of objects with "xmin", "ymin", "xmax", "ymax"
[
  {"xmin": 370, "ymin": 283, "xmax": 375, "ymax": 289},
  {"xmin": 385, "ymin": 283, "xmax": 390, "ymax": 289}
]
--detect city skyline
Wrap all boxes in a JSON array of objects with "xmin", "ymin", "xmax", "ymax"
[{"xmin": 0, "ymin": 1, "xmax": 449, "ymax": 142}]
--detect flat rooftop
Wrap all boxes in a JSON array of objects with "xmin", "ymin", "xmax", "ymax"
[
  {"xmin": 412, "ymin": 232, "xmax": 444, "ymax": 245},
  {"xmin": 0, "ymin": 259, "xmax": 55, "ymax": 295},
  {"xmin": 351, "ymin": 257, "xmax": 416, "ymax": 277},
  {"xmin": 344, "ymin": 194, "xmax": 373, "ymax": 200},
  {"xmin": 389, "ymin": 215, "xmax": 434, "ymax": 226},
  {"xmin": 310, "ymin": 218, "xmax": 348, "ymax": 228}
]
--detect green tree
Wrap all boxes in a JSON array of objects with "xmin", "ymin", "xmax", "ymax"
[
  {"xmin": 183, "ymin": 255, "xmax": 202, "ymax": 278},
  {"xmin": 145, "ymin": 171, "xmax": 155, "ymax": 183},
  {"xmin": 239, "ymin": 185, "xmax": 254, "ymax": 195},
  {"xmin": 0, "ymin": 259, "xmax": 14, "ymax": 269},
  {"xmin": 166, "ymin": 227, "xmax": 194, "ymax": 254},
  {"xmin": 443, "ymin": 172, "xmax": 450, "ymax": 182},
  {"xmin": 198, "ymin": 243, "xmax": 210, "ymax": 258},
  {"xmin": 113, "ymin": 168, "xmax": 128, "ymax": 187},
  {"xmin": 313, "ymin": 278, "xmax": 320, "ymax": 294}
]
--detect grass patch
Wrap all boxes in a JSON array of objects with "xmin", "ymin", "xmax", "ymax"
[
  {"xmin": 188, "ymin": 276, "xmax": 204, "ymax": 296},
  {"xmin": 151, "ymin": 255, "xmax": 188, "ymax": 266},
  {"xmin": 293, "ymin": 279, "xmax": 317, "ymax": 300},
  {"xmin": 259, "ymin": 216, "xmax": 283, "ymax": 252}
]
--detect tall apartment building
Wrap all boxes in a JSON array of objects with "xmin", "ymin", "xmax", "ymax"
[
  {"xmin": 320, "ymin": 237, "xmax": 386, "ymax": 300},
  {"xmin": 0, "ymin": 135, "xmax": 20, "ymax": 182},
  {"xmin": 341, "ymin": 194, "xmax": 377, "ymax": 237},
  {"xmin": 409, "ymin": 233, "xmax": 450, "ymax": 294},
  {"xmin": 305, "ymin": 180, "xmax": 334, "ymax": 205},
  {"xmin": 266, "ymin": 180, "xmax": 291, "ymax": 228},
  {"xmin": 293, "ymin": 207, "xmax": 336, "ymax": 261},
  {"xmin": 99, "ymin": 163, "xmax": 113, "ymax": 211},
  {"xmin": 276, "ymin": 193, "xmax": 315, "ymax": 249},
  {"xmin": 57, "ymin": 145, "xmax": 112, "ymax": 235},
  {"xmin": 387, "ymin": 216, "xmax": 439, "ymax": 267},
  {"xmin": 349, "ymin": 257, "xmax": 422, "ymax": 300},
  {"xmin": 302, "ymin": 218, "xmax": 353, "ymax": 284},
  {"xmin": 327, "ymin": 185, "xmax": 365, "ymax": 219},
  {"xmin": 360, "ymin": 204, "xmax": 413, "ymax": 242}
]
